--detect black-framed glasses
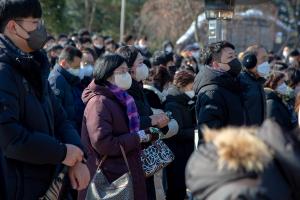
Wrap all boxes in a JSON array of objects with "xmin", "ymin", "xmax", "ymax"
[{"xmin": 14, "ymin": 19, "xmax": 44, "ymax": 26}]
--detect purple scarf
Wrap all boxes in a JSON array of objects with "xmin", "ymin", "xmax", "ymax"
[{"xmin": 107, "ymin": 83, "xmax": 140, "ymax": 133}]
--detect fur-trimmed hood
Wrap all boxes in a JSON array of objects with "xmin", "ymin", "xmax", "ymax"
[{"xmin": 186, "ymin": 126, "xmax": 273, "ymax": 199}]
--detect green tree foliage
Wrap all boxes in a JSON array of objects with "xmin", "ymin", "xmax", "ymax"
[{"xmin": 41, "ymin": 0, "xmax": 145, "ymax": 40}]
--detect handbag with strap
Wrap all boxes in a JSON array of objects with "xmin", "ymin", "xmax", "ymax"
[
  {"xmin": 39, "ymin": 166, "xmax": 69, "ymax": 200},
  {"xmin": 85, "ymin": 145, "xmax": 134, "ymax": 200},
  {"xmin": 140, "ymin": 139, "xmax": 175, "ymax": 177}
]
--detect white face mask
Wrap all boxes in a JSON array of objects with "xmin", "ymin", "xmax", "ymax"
[
  {"xmin": 257, "ymin": 62, "xmax": 270, "ymax": 78},
  {"xmin": 135, "ymin": 63, "xmax": 149, "ymax": 82},
  {"xmin": 68, "ymin": 68, "xmax": 85, "ymax": 80},
  {"xmin": 94, "ymin": 44, "xmax": 104, "ymax": 49},
  {"xmin": 81, "ymin": 65, "xmax": 94, "ymax": 77},
  {"xmin": 139, "ymin": 44, "xmax": 147, "ymax": 50},
  {"xmin": 276, "ymin": 83, "xmax": 288, "ymax": 95},
  {"xmin": 192, "ymin": 51, "xmax": 200, "ymax": 59},
  {"xmin": 283, "ymin": 51, "xmax": 289, "ymax": 58},
  {"xmin": 185, "ymin": 90, "xmax": 195, "ymax": 99},
  {"xmin": 114, "ymin": 72, "xmax": 132, "ymax": 90},
  {"xmin": 165, "ymin": 46, "xmax": 173, "ymax": 53},
  {"xmin": 289, "ymin": 57, "xmax": 296, "ymax": 64}
]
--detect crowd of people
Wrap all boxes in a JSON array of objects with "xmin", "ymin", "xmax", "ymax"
[{"xmin": 1, "ymin": 0, "xmax": 300, "ymax": 200}]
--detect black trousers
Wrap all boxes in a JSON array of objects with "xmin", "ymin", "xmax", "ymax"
[{"xmin": 146, "ymin": 176, "xmax": 156, "ymax": 200}]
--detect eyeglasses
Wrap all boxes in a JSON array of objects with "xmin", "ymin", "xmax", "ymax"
[
  {"xmin": 114, "ymin": 68, "xmax": 129, "ymax": 75},
  {"xmin": 14, "ymin": 19, "xmax": 44, "ymax": 26}
]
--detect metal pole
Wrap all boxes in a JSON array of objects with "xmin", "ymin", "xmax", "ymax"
[{"xmin": 120, "ymin": 0, "xmax": 126, "ymax": 43}]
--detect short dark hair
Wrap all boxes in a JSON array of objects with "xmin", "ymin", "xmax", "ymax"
[
  {"xmin": 0, "ymin": 0, "xmax": 42, "ymax": 33},
  {"xmin": 286, "ymin": 67, "xmax": 300, "ymax": 88},
  {"xmin": 116, "ymin": 45, "xmax": 140, "ymax": 67},
  {"xmin": 78, "ymin": 28, "xmax": 90, "ymax": 38},
  {"xmin": 79, "ymin": 37, "xmax": 92, "ymax": 45},
  {"xmin": 58, "ymin": 45, "xmax": 82, "ymax": 63},
  {"xmin": 124, "ymin": 34, "xmax": 134, "ymax": 43},
  {"xmin": 173, "ymin": 70, "xmax": 195, "ymax": 89},
  {"xmin": 203, "ymin": 41, "xmax": 235, "ymax": 65},
  {"xmin": 94, "ymin": 54, "xmax": 126, "ymax": 85},
  {"xmin": 152, "ymin": 51, "xmax": 173, "ymax": 66},
  {"xmin": 289, "ymin": 49, "xmax": 300, "ymax": 57},
  {"xmin": 58, "ymin": 34, "xmax": 68, "ymax": 40}
]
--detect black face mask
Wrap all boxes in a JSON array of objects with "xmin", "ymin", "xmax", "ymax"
[
  {"xmin": 226, "ymin": 58, "xmax": 242, "ymax": 77},
  {"xmin": 16, "ymin": 22, "xmax": 47, "ymax": 51}
]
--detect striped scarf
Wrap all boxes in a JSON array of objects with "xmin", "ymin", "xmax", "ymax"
[{"xmin": 107, "ymin": 83, "xmax": 140, "ymax": 133}]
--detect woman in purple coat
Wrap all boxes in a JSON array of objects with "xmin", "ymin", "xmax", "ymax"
[{"xmin": 79, "ymin": 54, "xmax": 155, "ymax": 200}]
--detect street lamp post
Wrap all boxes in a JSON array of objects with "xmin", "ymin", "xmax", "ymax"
[
  {"xmin": 120, "ymin": 0, "xmax": 126, "ymax": 43},
  {"xmin": 204, "ymin": 0, "xmax": 235, "ymax": 44}
]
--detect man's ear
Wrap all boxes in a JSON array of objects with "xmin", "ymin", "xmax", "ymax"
[
  {"xmin": 5, "ymin": 20, "xmax": 17, "ymax": 34},
  {"xmin": 59, "ymin": 59, "xmax": 66, "ymax": 67}
]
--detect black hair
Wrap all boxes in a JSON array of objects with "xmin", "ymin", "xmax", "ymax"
[
  {"xmin": 47, "ymin": 44, "xmax": 63, "ymax": 52},
  {"xmin": 58, "ymin": 34, "xmax": 68, "ymax": 40},
  {"xmin": 152, "ymin": 51, "xmax": 173, "ymax": 66},
  {"xmin": 286, "ymin": 67, "xmax": 300, "ymax": 88},
  {"xmin": 143, "ymin": 59, "xmax": 151, "ymax": 69},
  {"xmin": 203, "ymin": 41, "xmax": 235, "ymax": 65},
  {"xmin": 46, "ymin": 35, "xmax": 55, "ymax": 42},
  {"xmin": 116, "ymin": 45, "xmax": 140, "ymax": 67},
  {"xmin": 94, "ymin": 54, "xmax": 126, "ymax": 85},
  {"xmin": 78, "ymin": 28, "xmax": 90, "ymax": 38},
  {"xmin": 0, "ymin": 0, "xmax": 42, "ymax": 33},
  {"xmin": 79, "ymin": 37, "xmax": 92, "ymax": 44},
  {"xmin": 289, "ymin": 49, "xmax": 300, "ymax": 57},
  {"xmin": 124, "ymin": 34, "xmax": 134, "ymax": 43},
  {"xmin": 58, "ymin": 45, "xmax": 82, "ymax": 63},
  {"xmin": 65, "ymin": 39, "xmax": 76, "ymax": 47}
]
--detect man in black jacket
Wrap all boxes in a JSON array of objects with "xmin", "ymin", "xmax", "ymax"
[
  {"xmin": 0, "ymin": 1, "xmax": 89, "ymax": 199},
  {"xmin": 194, "ymin": 41, "xmax": 245, "ymax": 140},
  {"xmin": 49, "ymin": 46, "xmax": 85, "ymax": 134},
  {"xmin": 239, "ymin": 45, "xmax": 269, "ymax": 126}
]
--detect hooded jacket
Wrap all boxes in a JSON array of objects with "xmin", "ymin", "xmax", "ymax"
[
  {"xmin": 265, "ymin": 88, "xmax": 294, "ymax": 131},
  {"xmin": 164, "ymin": 85, "xmax": 196, "ymax": 199},
  {"xmin": 193, "ymin": 66, "xmax": 245, "ymax": 139},
  {"xmin": 186, "ymin": 120, "xmax": 300, "ymax": 200},
  {"xmin": 0, "ymin": 34, "xmax": 82, "ymax": 200}
]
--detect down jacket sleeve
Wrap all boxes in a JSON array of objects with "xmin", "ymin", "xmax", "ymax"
[{"xmin": 0, "ymin": 64, "xmax": 66, "ymax": 164}]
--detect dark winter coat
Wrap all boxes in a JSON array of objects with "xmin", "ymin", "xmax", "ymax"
[
  {"xmin": 0, "ymin": 34, "xmax": 82, "ymax": 200},
  {"xmin": 127, "ymin": 79, "xmax": 153, "ymax": 129},
  {"xmin": 48, "ymin": 64, "xmax": 85, "ymax": 133},
  {"xmin": 164, "ymin": 85, "xmax": 196, "ymax": 199},
  {"xmin": 193, "ymin": 66, "xmax": 245, "ymax": 139},
  {"xmin": 265, "ymin": 88, "xmax": 294, "ymax": 131},
  {"xmin": 78, "ymin": 81, "xmax": 147, "ymax": 200},
  {"xmin": 186, "ymin": 120, "xmax": 297, "ymax": 200},
  {"xmin": 143, "ymin": 84, "xmax": 165, "ymax": 110},
  {"xmin": 239, "ymin": 71, "xmax": 266, "ymax": 125}
]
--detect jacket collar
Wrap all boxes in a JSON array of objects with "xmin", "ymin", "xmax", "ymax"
[
  {"xmin": 55, "ymin": 64, "xmax": 80, "ymax": 86},
  {"xmin": 245, "ymin": 70, "xmax": 266, "ymax": 84}
]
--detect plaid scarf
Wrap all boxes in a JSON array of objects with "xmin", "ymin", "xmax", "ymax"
[{"xmin": 107, "ymin": 83, "xmax": 140, "ymax": 133}]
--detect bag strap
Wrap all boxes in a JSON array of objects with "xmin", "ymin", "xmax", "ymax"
[{"xmin": 97, "ymin": 145, "xmax": 131, "ymax": 173}]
